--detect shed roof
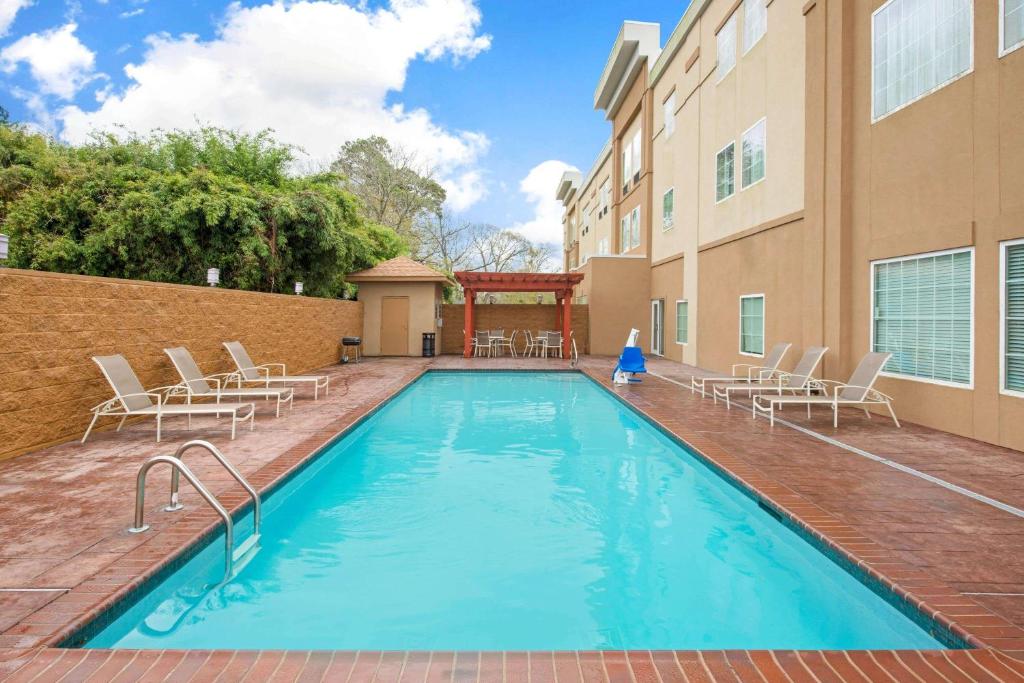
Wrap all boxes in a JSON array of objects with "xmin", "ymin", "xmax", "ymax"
[{"xmin": 347, "ymin": 256, "xmax": 451, "ymax": 283}]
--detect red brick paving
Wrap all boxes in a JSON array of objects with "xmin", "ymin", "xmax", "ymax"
[{"xmin": 1, "ymin": 355, "xmax": 1024, "ymax": 680}]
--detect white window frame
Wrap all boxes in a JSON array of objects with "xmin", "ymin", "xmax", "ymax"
[
  {"xmin": 740, "ymin": 117, "xmax": 767, "ymax": 190},
  {"xmin": 869, "ymin": 246, "xmax": 975, "ymax": 390},
  {"xmin": 1001, "ymin": 0, "xmax": 1024, "ymax": 56},
  {"xmin": 870, "ymin": 0, "xmax": 975, "ymax": 124},
  {"xmin": 675, "ymin": 299, "xmax": 689, "ymax": 345},
  {"xmin": 717, "ymin": 12, "xmax": 737, "ymax": 83},
  {"xmin": 742, "ymin": 0, "xmax": 767, "ymax": 55},
  {"xmin": 651, "ymin": 299, "xmax": 665, "ymax": 356},
  {"xmin": 600, "ymin": 179, "xmax": 610, "ymax": 214},
  {"xmin": 631, "ymin": 129, "xmax": 642, "ymax": 183},
  {"xmin": 738, "ymin": 293, "xmax": 765, "ymax": 358},
  {"xmin": 715, "ymin": 141, "xmax": 736, "ymax": 204},
  {"xmin": 630, "ymin": 206, "xmax": 641, "ymax": 249},
  {"xmin": 598, "ymin": 237, "xmax": 609, "ymax": 256},
  {"xmin": 664, "ymin": 92, "xmax": 676, "ymax": 138},
  {"xmin": 619, "ymin": 216, "xmax": 630, "ymax": 254},
  {"xmin": 1001, "ymin": 238, "xmax": 1024, "ymax": 398},
  {"xmin": 622, "ymin": 144, "xmax": 633, "ymax": 193},
  {"xmin": 662, "ymin": 187, "xmax": 675, "ymax": 230}
]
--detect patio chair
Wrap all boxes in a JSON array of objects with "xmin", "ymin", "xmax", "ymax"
[
  {"xmin": 82, "ymin": 354, "xmax": 256, "ymax": 443},
  {"xmin": 545, "ymin": 331, "xmax": 563, "ymax": 358},
  {"xmin": 752, "ymin": 352, "xmax": 900, "ymax": 428},
  {"xmin": 492, "ymin": 330, "xmax": 518, "ymax": 357},
  {"xmin": 223, "ymin": 341, "xmax": 330, "ymax": 399},
  {"xmin": 474, "ymin": 330, "xmax": 491, "ymax": 357},
  {"xmin": 689, "ymin": 342, "xmax": 792, "ymax": 395},
  {"xmin": 522, "ymin": 330, "xmax": 537, "ymax": 357},
  {"xmin": 165, "ymin": 346, "xmax": 294, "ymax": 418},
  {"xmin": 713, "ymin": 346, "xmax": 828, "ymax": 410}
]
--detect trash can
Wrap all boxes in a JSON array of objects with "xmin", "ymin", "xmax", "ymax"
[{"xmin": 422, "ymin": 332, "xmax": 436, "ymax": 357}]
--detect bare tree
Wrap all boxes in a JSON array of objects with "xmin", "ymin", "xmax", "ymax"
[
  {"xmin": 331, "ymin": 136, "xmax": 446, "ymax": 252},
  {"xmin": 471, "ymin": 228, "xmax": 533, "ymax": 273},
  {"xmin": 415, "ymin": 211, "xmax": 475, "ymax": 274}
]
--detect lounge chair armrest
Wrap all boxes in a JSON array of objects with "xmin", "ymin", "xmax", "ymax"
[
  {"xmin": 730, "ymin": 363, "xmax": 756, "ymax": 374},
  {"xmin": 753, "ymin": 367, "xmax": 781, "ymax": 381},
  {"xmin": 257, "ymin": 363, "xmax": 286, "ymax": 376}
]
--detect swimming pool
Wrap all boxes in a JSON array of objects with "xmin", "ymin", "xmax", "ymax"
[{"xmin": 82, "ymin": 371, "xmax": 945, "ymax": 650}]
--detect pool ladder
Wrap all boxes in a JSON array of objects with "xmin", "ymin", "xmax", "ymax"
[{"xmin": 128, "ymin": 440, "xmax": 261, "ymax": 583}]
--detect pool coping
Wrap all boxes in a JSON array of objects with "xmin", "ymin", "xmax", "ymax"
[{"xmin": 3, "ymin": 363, "xmax": 1024, "ymax": 675}]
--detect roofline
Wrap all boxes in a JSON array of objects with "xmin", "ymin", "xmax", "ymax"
[
  {"xmin": 346, "ymin": 274, "xmax": 450, "ymax": 283},
  {"xmin": 593, "ymin": 21, "xmax": 661, "ymax": 120},
  {"xmin": 555, "ymin": 170, "xmax": 582, "ymax": 204},
  {"xmin": 579, "ymin": 139, "xmax": 613, "ymax": 197},
  {"xmin": 649, "ymin": 0, "xmax": 712, "ymax": 88}
]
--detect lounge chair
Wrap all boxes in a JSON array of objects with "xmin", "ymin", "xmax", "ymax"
[
  {"xmin": 713, "ymin": 346, "xmax": 828, "ymax": 410},
  {"xmin": 82, "ymin": 355, "xmax": 255, "ymax": 443},
  {"xmin": 165, "ymin": 346, "xmax": 294, "ymax": 418},
  {"xmin": 689, "ymin": 343, "xmax": 793, "ymax": 395},
  {"xmin": 223, "ymin": 341, "xmax": 330, "ymax": 399},
  {"xmin": 752, "ymin": 352, "xmax": 900, "ymax": 428}
]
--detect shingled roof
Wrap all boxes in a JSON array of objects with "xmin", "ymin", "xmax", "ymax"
[{"xmin": 346, "ymin": 256, "xmax": 451, "ymax": 283}]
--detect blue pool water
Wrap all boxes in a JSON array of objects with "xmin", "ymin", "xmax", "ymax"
[{"xmin": 84, "ymin": 372, "xmax": 943, "ymax": 650}]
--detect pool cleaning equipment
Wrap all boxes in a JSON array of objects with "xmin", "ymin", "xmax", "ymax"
[{"xmin": 613, "ymin": 328, "xmax": 646, "ymax": 384}]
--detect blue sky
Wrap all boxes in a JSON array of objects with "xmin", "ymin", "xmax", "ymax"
[{"xmin": 0, "ymin": 0, "xmax": 690, "ymax": 244}]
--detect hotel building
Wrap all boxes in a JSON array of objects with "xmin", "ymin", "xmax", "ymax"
[{"xmin": 560, "ymin": 0, "xmax": 1024, "ymax": 450}]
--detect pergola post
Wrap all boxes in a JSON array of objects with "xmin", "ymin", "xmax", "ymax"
[
  {"xmin": 463, "ymin": 289, "xmax": 475, "ymax": 358},
  {"xmin": 561, "ymin": 291, "xmax": 572, "ymax": 357}
]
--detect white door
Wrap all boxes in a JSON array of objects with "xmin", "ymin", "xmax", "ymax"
[{"xmin": 651, "ymin": 299, "xmax": 664, "ymax": 356}]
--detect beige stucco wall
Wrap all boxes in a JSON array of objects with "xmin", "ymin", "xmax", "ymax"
[
  {"xmin": 357, "ymin": 282, "xmax": 441, "ymax": 357},
  {"xmin": 649, "ymin": 256, "xmax": 685, "ymax": 362},
  {"xmin": 0, "ymin": 269, "xmax": 362, "ymax": 460},
  {"xmin": 803, "ymin": 0, "xmax": 1024, "ymax": 449},
  {"xmin": 584, "ymin": 256, "xmax": 651, "ymax": 355}
]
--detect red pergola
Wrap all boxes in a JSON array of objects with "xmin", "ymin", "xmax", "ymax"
[{"xmin": 454, "ymin": 271, "xmax": 585, "ymax": 358}]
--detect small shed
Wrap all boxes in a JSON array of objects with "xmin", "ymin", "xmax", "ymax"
[{"xmin": 347, "ymin": 257, "xmax": 450, "ymax": 357}]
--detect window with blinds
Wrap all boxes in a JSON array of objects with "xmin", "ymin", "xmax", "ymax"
[
  {"xmin": 740, "ymin": 295, "xmax": 764, "ymax": 356},
  {"xmin": 1005, "ymin": 0, "xmax": 1024, "ymax": 55},
  {"xmin": 717, "ymin": 13, "xmax": 737, "ymax": 81},
  {"xmin": 743, "ymin": 0, "xmax": 767, "ymax": 53},
  {"xmin": 676, "ymin": 301, "xmax": 689, "ymax": 344},
  {"xmin": 1004, "ymin": 241, "xmax": 1024, "ymax": 394},
  {"xmin": 872, "ymin": 249, "xmax": 973, "ymax": 386},
  {"xmin": 871, "ymin": 0, "xmax": 972, "ymax": 121}
]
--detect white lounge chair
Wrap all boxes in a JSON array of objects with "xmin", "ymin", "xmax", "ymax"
[
  {"xmin": 83, "ymin": 355, "xmax": 255, "ymax": 443},
  {"xmin": 713, "ymin": 346, "xmax": 828, "ymax": 410},
  {"xmin": 753, "ymin": 352, "xmax": 900, "ymax": 428},
  {"xmin": 223, "ymin": 341, "xmax": 330, "ymax": 399},
  {"xmin": 165, "ymin": 346, "xmax": 294, "ymax": 418},
  {"xmin": 690, "ymin": 342, "xmax": 792, "ymax": 395}
]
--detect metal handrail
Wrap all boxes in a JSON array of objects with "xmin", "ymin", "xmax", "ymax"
[
  {"xmin": 129, "ymin": 455, "xmax": 234, "ymax": 582},
  {"xmin": 570, "ymin": 336, "xmax": 579, "ymax": 368},
  {"xmin": 165, "ymin": 440, "xmax": 261, "ymax": 538}
]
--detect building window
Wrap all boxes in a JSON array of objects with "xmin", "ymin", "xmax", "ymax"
[
  {"xmin": 1003, "ymin": 0, "xmax": 1024, "ymax": 55},
  {"xmin": 622, "ymin": 144, "xmax": 632, "ymax": 194},
  {"xmin": 872, "ymin": 0, "xmax": 972, "ymax": 121},
  {"xmin": 716, "ymin": 142, "xmax": 735, "ymax": 202},
  {"xmin": 619, "ymin": 216, "xmax": 630, "ymax": 254},
  {"xmin": 1002, "ymin": 240, "xmax": 1024, "ymax": 395},
  {"xmin": 598, "ymin": 237, "xmax": 609, "ymax": 255},
  {"xmin": 630, "ymin": 207, "xmax": 641, "ymax": 248},
  {"xmin": 676, "ymin": 300, "xmax": 689, "ymax": 344},
  {"xmin": 664, "ymin": 92, "xmax": 676, "ymax": 138},
  {"xmin": 599, "ymin": 179, "xmax": 610, "ymax": 215},
  {"xmin": 739, "ymin": 295, "xmax": 764, "ymax": 356},
  {"xmin": 872, "ymin": 248, "xmax": 973, "ymax": 386},
  {"xmin": 631, "ymin": 129, "xmax": 642, "ymax": 183},
  {"xmin": 717, "ymin": 12, "xmax": 737, "ymax": 81},
  {"xmin": 741, "ymin": 118, "xmax": 766, "ymax": 188},
  {"xmin": 743, "ymin": 0, "xmax": 767, "ymax": 53},
  {"xmin": 662, "ymin": 188, "xmax": 674, "ymax": 229}
]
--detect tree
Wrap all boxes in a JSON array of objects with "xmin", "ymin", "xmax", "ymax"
[
  {"xmin": 330, "ymin": 136, "xmax": 445, "ymax": 251},
  {"xmin": 471, "ymin": 227, "xmax": 533, "ymax": 273},
  {"xmin": 414, "ymin": 210, "xmax": 475, "ymax": 274},
  {"xmin": 0, "ymin": 126, "xmax": 404, "ymax": 297}
]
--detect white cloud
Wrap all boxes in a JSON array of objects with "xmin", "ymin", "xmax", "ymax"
[
  {"xmin": 510, "ymin": 160, "xmax": 577, "ymax": 246},
  {"xmin": 0, "ymin": 0, "xmax": 32, "ymax": 37},
  {"xmin": 57, "ymin": 0, "xmax": 493, "ymax": 208},
  {"xmin": 0, "ymin": 22, "xmax": 96, "ymax": 99},
  {"xmin": 119, "ymin": 8, "xmax": 144, "ymax": 18}
]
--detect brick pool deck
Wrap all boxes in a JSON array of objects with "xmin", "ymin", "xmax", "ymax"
[{"xmin": 1, "ymin": 355, "xmax": 1023, "ymax": 681}]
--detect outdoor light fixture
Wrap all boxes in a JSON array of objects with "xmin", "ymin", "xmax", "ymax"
[
  {"xmin": 0, "ymin": 233, "xmax": 9, "ymax": 262},
  {"xmin": 206, "ymin": 268, "xmax": 220, "ymax": 287},
  {"xmin": 536, "ymin": 293, "xmax": 543, "ymax": 304},
  {"xmin": 295, "ymin": 281, "xmax": 304, "ymax": 295}
]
